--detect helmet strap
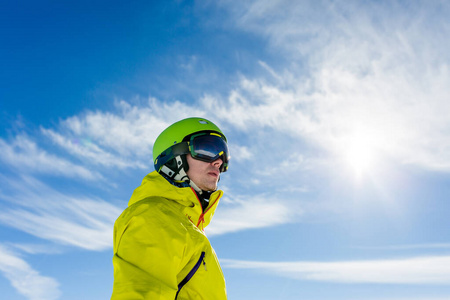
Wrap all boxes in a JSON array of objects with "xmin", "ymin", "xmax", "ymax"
[
  {"xmin": 189, "ymin": 179, "xmax": 202, "ymax": 194},
  {"xmin": 159, "ymin": 155, "xmax": 190, "ymax": 188}
]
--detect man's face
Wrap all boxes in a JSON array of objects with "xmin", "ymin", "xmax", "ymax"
[{"xmin": 186, "ymin": 154, "xmax": 223, "ymax": 191}]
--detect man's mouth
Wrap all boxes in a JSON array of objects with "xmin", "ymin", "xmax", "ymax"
[{"xmin": 208, "ymin": 170, "xmax": 219, "ymax": 178}]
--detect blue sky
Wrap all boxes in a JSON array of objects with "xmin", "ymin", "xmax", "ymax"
[{"xmin": 1, "ymin": 0, "xmax": 450, "ymax": 299}]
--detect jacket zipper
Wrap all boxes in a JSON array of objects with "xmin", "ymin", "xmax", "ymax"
[
  {"xmin": 191, "ymin": 187, "xmax": 219, "ymax": 229},
  {"xmin": 195, "ymin": 199, "xmax": 219, "ymax": 228},
  {"xmin": 175, "ymin": 252, "xmax": 206, "ymax": 299}
]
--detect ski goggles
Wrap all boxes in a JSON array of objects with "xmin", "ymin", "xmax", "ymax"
[
  {"xmin": 187, "ymin": 133, "xmax": 230, "ymax": 172},
  {"xmin": 155, "ymin": 132, "xmax": 230, "ymax": 173}
]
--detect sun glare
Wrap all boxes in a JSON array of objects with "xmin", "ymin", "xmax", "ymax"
[
  {"xmin": 342, "ymin": 130, "xmax": 378, "ymax": 179},
  {"xmin": 346, "ymin": 141, "xmax": 373, "ymax": 177}
]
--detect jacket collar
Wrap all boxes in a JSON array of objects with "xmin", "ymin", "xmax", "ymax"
[{"xmin": 128, "ymin": 171, "xmax": 223, "ymax": 230}]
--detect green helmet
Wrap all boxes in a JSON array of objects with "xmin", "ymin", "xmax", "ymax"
[{"xmin": 153, "ymin": 117, "xmax": 229, "ymax": 175}]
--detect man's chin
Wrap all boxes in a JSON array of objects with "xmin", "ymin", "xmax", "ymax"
[{"xmin": 204, "ymin": 184, "xmax": 218, "ymax": 192}]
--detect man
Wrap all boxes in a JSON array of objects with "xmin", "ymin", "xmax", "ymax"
[{"xmin": 111, "ymin": 117, "xmax": 230, "ymax": 299}]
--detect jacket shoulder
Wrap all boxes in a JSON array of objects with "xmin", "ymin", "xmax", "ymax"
[{"xmin": 117, "ymin": 196, "xmax": 182, "ymax": 225}]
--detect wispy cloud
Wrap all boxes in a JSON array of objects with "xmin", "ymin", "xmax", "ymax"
[
  {"xmin": 41, "ymin": 99, "xmax": 206, "ymax": 168},
  {"xmin": 0, "ymin": 175, "xmax": 121, "ymax": 251},
  {"xmin": 0, "ymin": 135, "xmax": 101, "ymax": 180},
  {"xmin": 41, "ymin": 128, "xmax": 146, "ymax": 169},
  {"xmin": 365, "ymin": 298, "xmax": 450, "ymax": 300},
  {"xmin": 5, "ymin": 243, "xmax": 64, "ymax": 255},
  {"xmin": 222, "ymin": 255, "xmax": 450, "ymax": 285},
  {"xmin": 207, "ymin": 195, "xmax": 300, "ymax": 236},
  {"xmin": 208, "ymin": 0, "xmax": 450, "ymax": 172},
  {"xmin": 353, "ymin": 243, "xmax": 450, "ymax": 251},
  {"xmin": 0, "ymin": 245, "xmax": 60, "ymax": 300},
  {"xmin": 1, "ymin": 98, "xmax": 218, "ymax": 176}
]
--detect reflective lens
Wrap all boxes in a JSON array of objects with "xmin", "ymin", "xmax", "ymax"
[{"xmin": 189, "ymin": 134, "xmax": 230, "ymax": 172}]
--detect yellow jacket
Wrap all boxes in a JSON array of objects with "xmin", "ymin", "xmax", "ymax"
[{"xmin": 111, "ymin": 171, "xmax": 227, "ymax": 300}]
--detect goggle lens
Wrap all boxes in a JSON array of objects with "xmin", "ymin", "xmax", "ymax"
[{"xmin": 189, "ymin": 134, "xmax": 230, "ymax": 172}]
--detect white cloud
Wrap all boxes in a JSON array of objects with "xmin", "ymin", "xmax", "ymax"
[
  {"xmin": 221, "ymin": 255, "xmax": 450, "ymax": 285},
  {"xmin": 207, "ymin": 0, "xmax": 450, "ymax": 172},
  {"xmin": 200, "ymin": 79, "xmax": 306, "ymax": 133},
  {"xmin": 42, "ymin": 98, "xmax": 209, "ymax": 168},
  {"xmin": 0, "ymin": 245, "xmax": 60, "ymax": 300},
  {"xmin": 41, "ymin": 128, "xmax": 146, "ymax": 169},
  {"xmin": 257, "ymin": 152, "xmax": 307, "ymax": 177},
  {"xmin": 354, "ymin": 243, "xmax": 450, "ymax": 251},
  {"xmin": 228, "ymin": 143, "xmax": 252, "ymax": 162},
  {"xmin": 0, "ymin": 175, "xmax": 122, "ymax": 251},
  {"xmin": 0, "ymin": 135, "xmax": 101, "ymax": 180},
  {"xmin": 207, "ymin": 195, "xmax": 300, "ymax": 236},
  {"xmin": 367, "ymin": 298, "xmax": 450, "ymax": 300},
  {"xmin": 6, "ymin": 243, "xmax": 64, "ymax": 255}
]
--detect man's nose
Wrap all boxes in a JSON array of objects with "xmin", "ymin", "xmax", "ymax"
[{"xmin": 212, "ymin": 157, "xmax": 223, "ymax": 168}]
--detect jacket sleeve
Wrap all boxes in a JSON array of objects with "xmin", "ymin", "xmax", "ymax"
[{"xmin": 111, "ymin": 202, "xmax": 189, "ymax": 300}]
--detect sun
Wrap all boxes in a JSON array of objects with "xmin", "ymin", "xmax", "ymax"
[
  {"xmin": 341, "ymin": 129, "xmax": 379, "ymax": 179},
  {"xmin": 345, "ymin": 140, "xmax": 373, "ymax": 177}
]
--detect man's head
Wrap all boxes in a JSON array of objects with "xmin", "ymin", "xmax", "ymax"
[{"xmin": 153, "ymin": 117, "xmax": 230, "ymax": 192}]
